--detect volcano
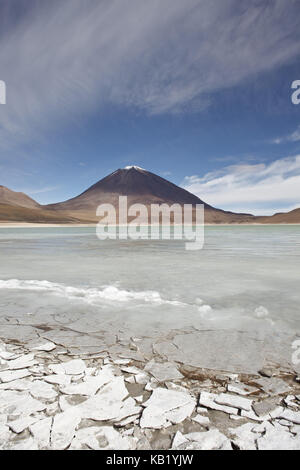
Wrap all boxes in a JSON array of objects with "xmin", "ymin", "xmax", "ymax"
[
  {"xmin": 46, "ymin": 166, "xmax": 255, "ymax": 224},
  {"xmin": 48, "ymin": 166, "xmax": 207, "ymax": 210}
]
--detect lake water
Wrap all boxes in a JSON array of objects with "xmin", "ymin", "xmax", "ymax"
[{"xmin": 0, "ymin": 225, "xmax": 299, "ymax": 372}]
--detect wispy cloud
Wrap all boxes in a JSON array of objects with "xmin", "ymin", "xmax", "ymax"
[
  {"xmin": 1, "ymin": 0, "xmax": 300, "ymax": 148},
  {"xmin": 23, "ymin": 186, "xmax": 59, "ymax": 196},
  {"xmin": 182, "ymin": 155, "xmax": 300, "ymax": 215},
  {"xmin": 289, "ymin": 126, "xmax": 300, "ymax": 142},
  {"xmin": 271, "ymin": 124, "xmax": 300, "ymax": 144}
]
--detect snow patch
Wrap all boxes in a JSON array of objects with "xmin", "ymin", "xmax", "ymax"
[{"xmin": 124, "ymin": 165, "xmax": 145, "ymax": 171}]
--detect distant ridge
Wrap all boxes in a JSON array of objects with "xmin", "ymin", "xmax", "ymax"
[
  {"xmin": 0, "ymin": 187, "xmax": 83, "ymax": 224},
  {"xmin": 257, "ymin": 208, "xmax": 300, "ymax": 224},
  {"xmin": 0, "ymin": 203, "xmax": 82, "ymax": 224},
  {"xmin": 0, "ymin": 167, "xmax": 299, "ymax": 224},
  {"xmin": 0, "ymin": 185, "xmax": 40, "ymax": 209}
]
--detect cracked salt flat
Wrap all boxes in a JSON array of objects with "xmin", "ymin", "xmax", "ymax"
[
  {"xmin": 229, "ymin": 423, "xmax": 261, "ymax": 450},
  {"xmin": 51, "ymin": 409, "xmax": 81, "ymax": 450},
  {"xmin": 0, "ymin": 390, "xmax": 46, "ymax": 416},
  {"xmin": 120, "ymin": 366, "xmax": 143, "ymax": 375},
  {"xmin": 0, "ymin": 424, "xmax": 11, "ymax": 449},
  {"xmin": 134, "ymin": 372, "xmax": 149, "ymax": 384},
  {"xmin": 191, "ymin": 414, "xmax": 210, "ymax": 425},
  {"xmin": 30, "ymin": 417, "xmax": 53, "ymax": 449},
  {"xmin": 44, "ymin": 374, "xmax": 71, "ymax": 386},
  {"xmin": 199, "ymin": 391, "xmax": 239, "ymax": 415},
  {"xmin": 125, "ymin": 376, "xmax": 135, "ymax": 384},
  {"xmin": 227, "ymin": 382, "xmax": 259, "ymax": 396},
  {"xmin": 56, "ymin": 376, "xmax": 132, "ymax": 423},
  {"xmin": 257, "ymin": 426, "xmax": 300, "ymax": 450},
  {"xmin": 2, "ymin": 353, "xmax": 37, "ymax": 370},
  {"xmin": 140, "ymin": 388, "xmax": 195, "ymax": 428},
  {"xmin": 0, "ymin": 378, "xmax": 32, "ymax": 391},
  {"xmin": 29, "ymin": 380, "xmax": 57, "ymax": 400},
  {"xmin": 279, "ymin": 409, "xmax": 300, "ymax": 424},
  {"xmin": 0, "ymin": 338, "xmax": 299, "ymax": 451},
  {"xmin": 70, "ymin": 426, "xmax": 136, "ymax": 450},
  {"xmin": 31, "ymin": 341, "xmax": 56, "ymax": 352},
  {"xmin": 252, "ymin": 398, "xmax": 281, "ymax": 416},
  {"xmin": 5, "ymin": 437, "xmax": 39, "ymax": 450},
  {"xmin": 172, "ymin": 430, "xmax": 232, "ymax": 450},
  {"xmin": 114, "ymin": 397, "xmax": 142, "ymax": 425},
  {"xmin": 0, "ymin": 348, "xmax": 19, "ymax": 361},
  {"xmin": 60, "ymin": 365, "xmax": 115, "ymax": 395},
  {"xmin": 214, "ymin": 393, "xmax": 253, "ymax": 411},
  {"xmin": 254, "ymin": 377, "xmax": 291, "ymax": 395},
  {"xmin": 8, "ymin": 416, "xmax": 40, "ymax": 434},
  {"xmin": 0, "ymin": 369, "xmax": 31, "ymax": 383},
  {"xmin": 62, "ymin": 359, "xmax": 86, "ymax": 375},
  {"xmin": 240, "ymin": 409, "xmax": 268, "ymax": 422},
  {"xmin": 144, "ymin": 360, "xmax": 183, "ymax": 382}
]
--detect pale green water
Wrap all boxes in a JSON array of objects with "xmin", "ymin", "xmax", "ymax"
[{"xmin": 0, "ymin": 225, "xmax": 299, "ymax": 338}]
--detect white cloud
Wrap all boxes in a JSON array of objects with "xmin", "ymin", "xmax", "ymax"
[
  {"xmin": 0, "ymin": 0, "xmax": 300, "ymax": 148},
  {"xmin": 182, "ymin": 155, "xmax": 300, "ymax": 215},
  {"xmin": 272, "ymin": 125, "xmax": 300, "ymax": 144}
]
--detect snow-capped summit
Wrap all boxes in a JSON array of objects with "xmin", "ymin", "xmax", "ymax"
[{"xmin": 124, "ymin": 165, "xmax": 145, "ymax": 171}]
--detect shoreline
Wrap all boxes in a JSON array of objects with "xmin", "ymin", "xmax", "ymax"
[{"xmin": 0, "ymin": 222, "xmax": 300, "ymax": 228}]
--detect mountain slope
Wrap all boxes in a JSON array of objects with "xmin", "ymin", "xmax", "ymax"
[
  {"xmin": 0, "ymin": 203, "xmax": 86, "ymax": 224},
  {"xmin": 0, "ymin": 185, "xmax": 40, "ymax": 209},
  {"xmin": 46, "ymin": 166, "xmax": 254, "ymax": 223},
  {"xmin": 0, "ymin": 186, "xmax": 88, "ymax": 223},
  {"xmin": 257, "ymin": 208, "xmax": 300, "ymax": 224},
  {"xmin": 47, "ymin": 166, "xmax": 207, "ymax": 210}
]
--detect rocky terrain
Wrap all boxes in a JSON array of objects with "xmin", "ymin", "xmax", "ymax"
[{"xmin": 1, "ymin": 333, "xmax": 300, "ymax": 450}]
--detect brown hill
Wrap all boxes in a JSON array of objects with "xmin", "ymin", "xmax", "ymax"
[
  {"xmin": 46, "ymin": 166, "xmax": 254, "ymax": 224},
  {"xmin": 0, "ymin": 203, "xmax": 86, "ymax": 224},
  {"xmin": 0, "ymin": 186, "xmax": 89, "ymax": 224},
  {"xmin": 257, "ymin": 208, "xmax": 300, "ymax": 224},
  {"xmin": 0, "ymin": 185, "xmax": 40, "ymax": 209}
]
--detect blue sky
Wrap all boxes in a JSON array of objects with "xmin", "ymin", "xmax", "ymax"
[{"xmin": 0, "ymin": 0, "xmax": 300, "ymax": 215}]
